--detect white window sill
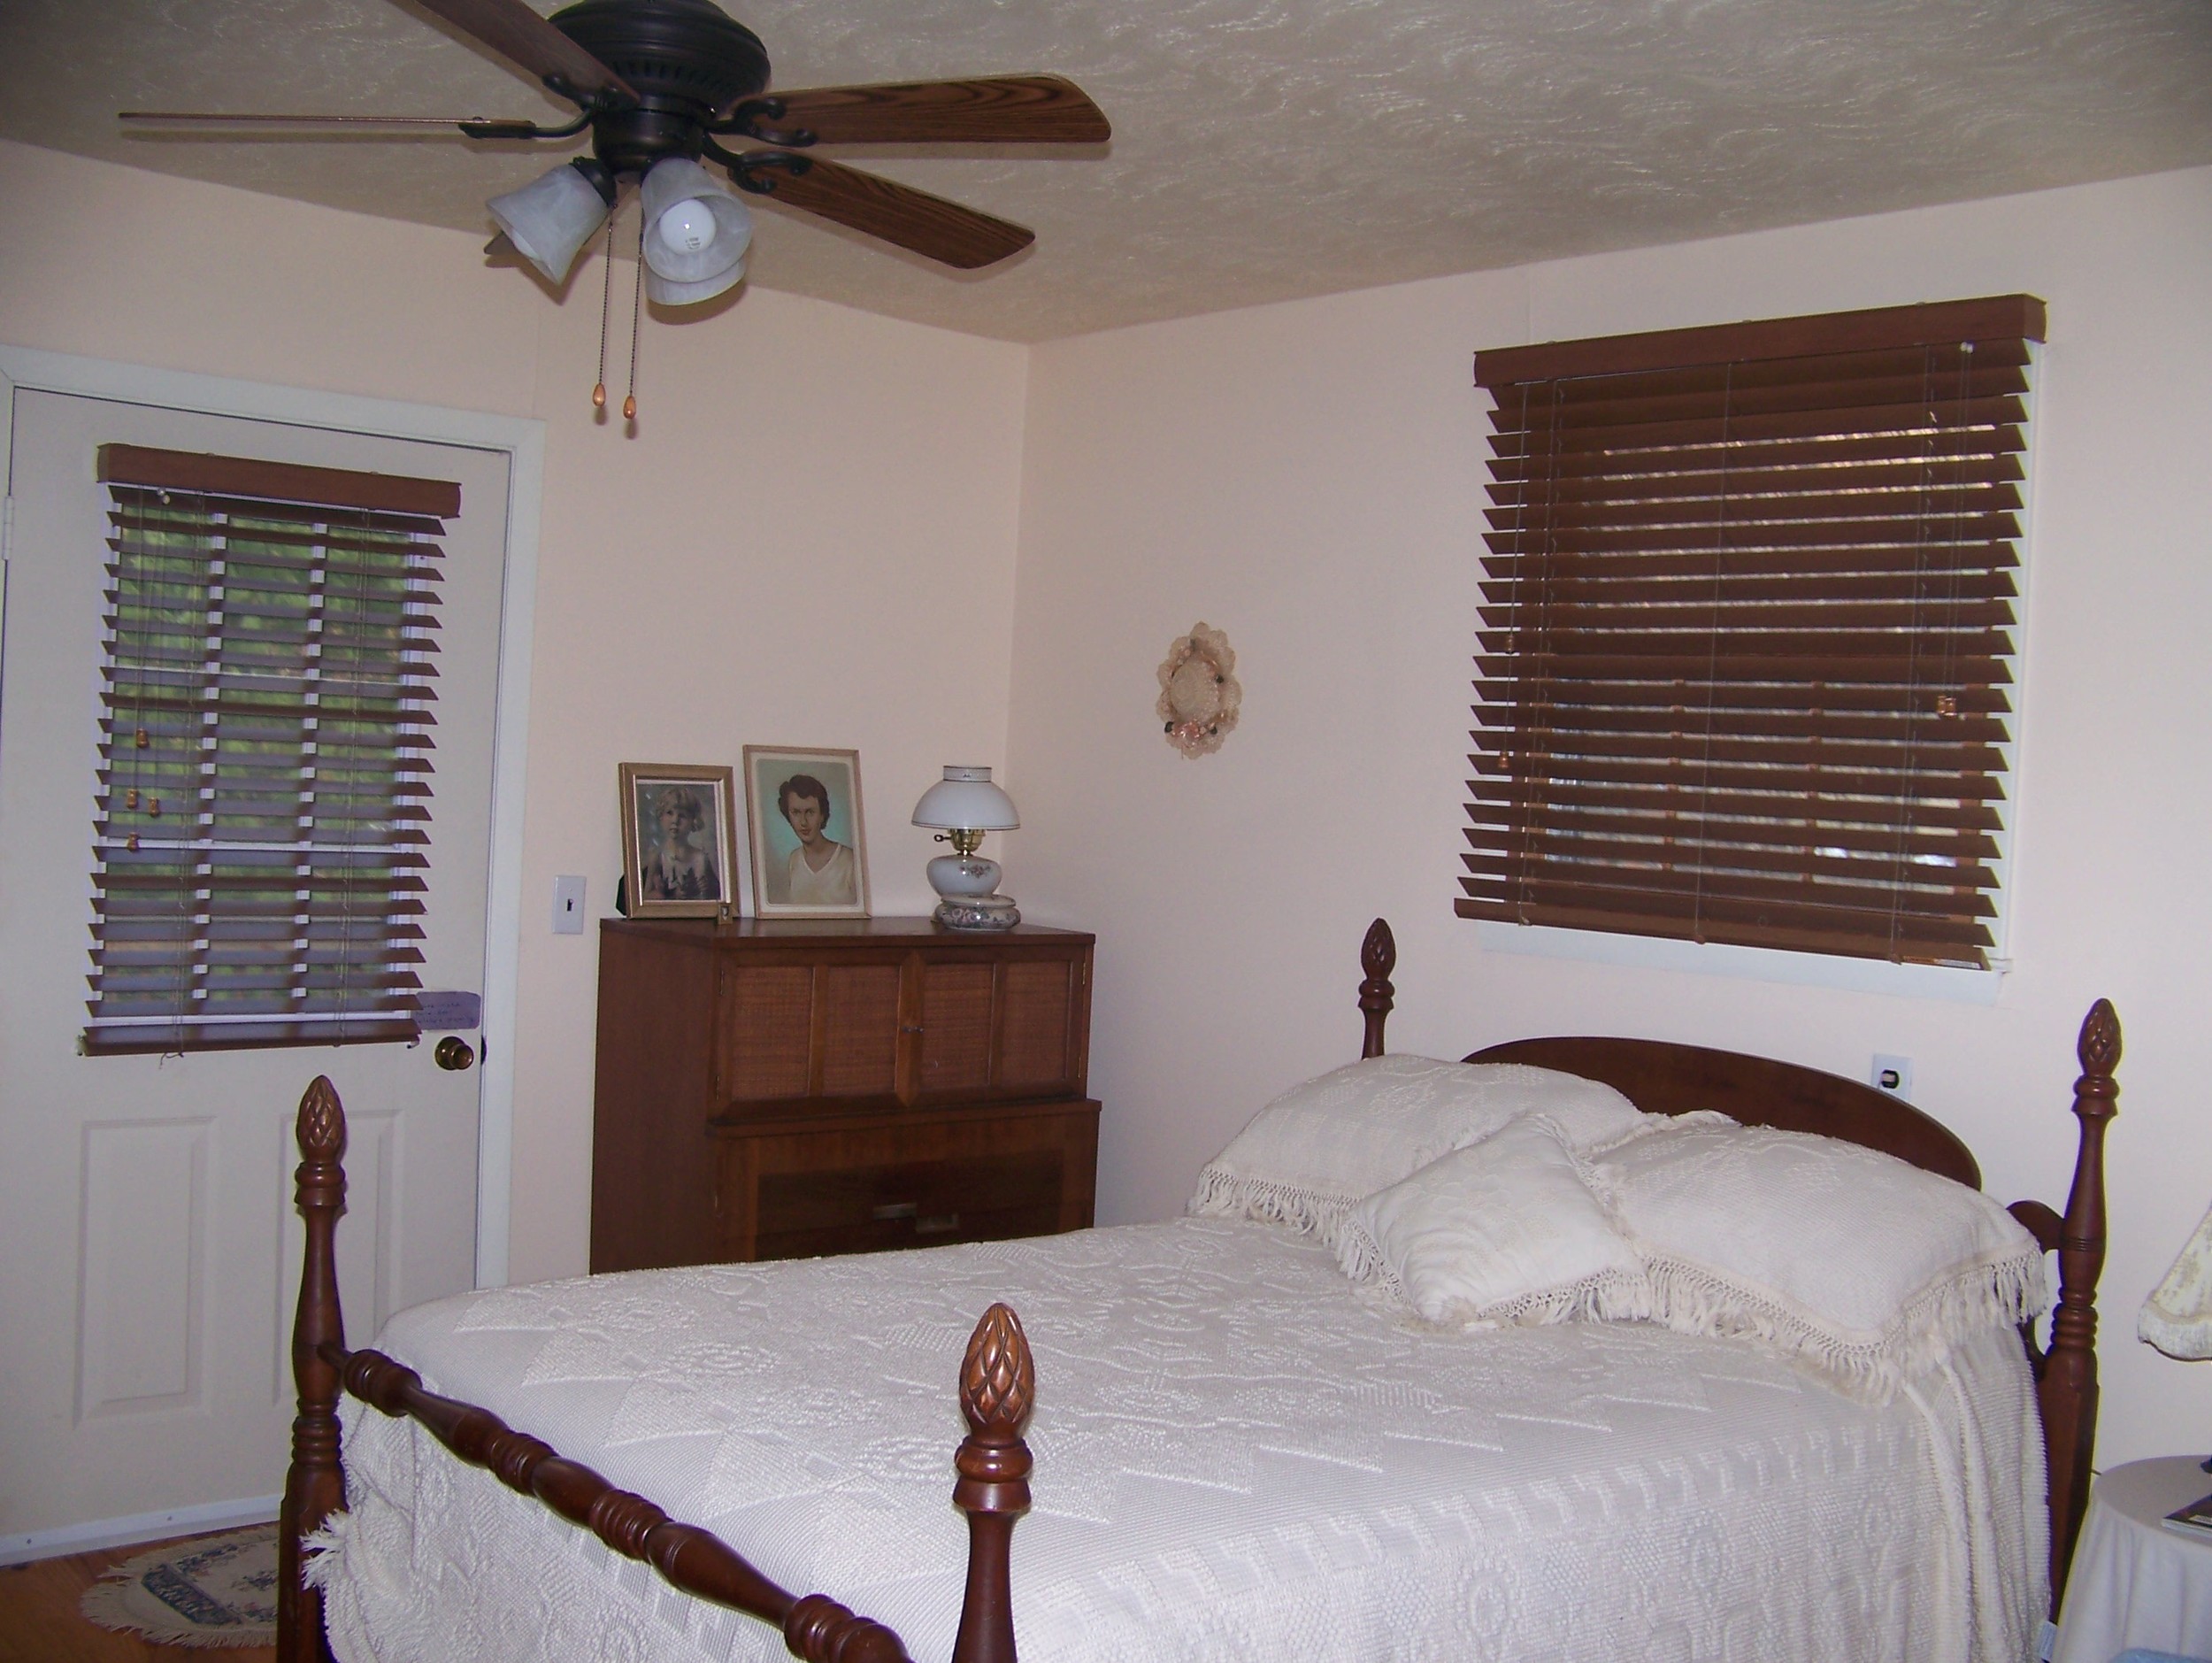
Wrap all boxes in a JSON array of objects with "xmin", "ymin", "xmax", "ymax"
[{"xmin": 1474, "ymin": 920, "xmax": 2007, "ymax": 1005}]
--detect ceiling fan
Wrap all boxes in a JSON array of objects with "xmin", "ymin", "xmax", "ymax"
[{"xmin": 121, "ymin": 0, "xmax": 1111, "ymax": 302}]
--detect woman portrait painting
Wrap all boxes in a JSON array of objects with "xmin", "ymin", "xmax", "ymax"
[
  {"xmin": 774, "ymin": 774, "xmax": 856, "ymax": 906},
  {"xmin": 744, "ymin": 746, "xmax": 871, "ymax": 918},
  {"xmin": 618, "ymin": 765, "xmax": 736, "ymax": 919}
]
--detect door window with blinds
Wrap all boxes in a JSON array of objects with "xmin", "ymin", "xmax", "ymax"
[
  {"xmin": 1463, "ymin": 295, "xmax": 2042, "ymax": 968},
  {"xmin": 84, "ymin": 444, "xmax": 457, "ymax": 1053}
]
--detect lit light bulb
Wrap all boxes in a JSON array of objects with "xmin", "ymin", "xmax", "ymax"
[{"xmin": 657, "ymin": 200, "xmax": 716, "ymax": 256}]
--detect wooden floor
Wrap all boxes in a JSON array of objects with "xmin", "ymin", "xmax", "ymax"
[{"xmin": 0, "ymin": 1534, "xmax": 275, "ymax": 1663}]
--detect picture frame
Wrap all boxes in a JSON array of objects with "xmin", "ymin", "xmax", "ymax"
[
  {"xmin": 742, "ymin": 745, "xmax": 872, "ymax": 919},
  {"xmin": 618, "ymin": 762, "xmax": 738, "ymax": 919}
]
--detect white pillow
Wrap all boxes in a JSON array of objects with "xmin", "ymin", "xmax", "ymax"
[
  {"xmin": 1337, "ymin": 1114, "xmax": 1650, "ymax": 1328},
  {"xmin": 1592, "ymin": 1119, "xmax": 2050, "ymax": 1400},
  {"xmin": 1188, "ymin": 1053, "xmax": 1647, "ymax": 1245}
]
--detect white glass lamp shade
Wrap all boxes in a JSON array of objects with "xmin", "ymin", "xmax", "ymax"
[
  {"xmin": 488, "ymin": 162, "xmax": 613, "ymax": 285},
  {"xmin": 638, "ymin": 158, "xmax": 753, "ymax": 305},
  {"xmin": 911, "ymin": 766, "xmax": 1020, "ymax": 831}
]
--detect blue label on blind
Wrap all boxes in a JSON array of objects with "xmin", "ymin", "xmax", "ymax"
[{"xmin": 416, "ymin": 990, "xmax": 481, "ymax": 1032}]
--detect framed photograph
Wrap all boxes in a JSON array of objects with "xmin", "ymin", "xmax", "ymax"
[
  {"xmin": 618, "ymin": 763, "xmax": 737, "ymax": 919},
  {"xmin": 743, "ymin": 745, "xmax": 871, "ymax": 919}
]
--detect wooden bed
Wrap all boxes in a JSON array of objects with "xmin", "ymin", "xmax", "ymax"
[{"xmin": 277, "ymin": 917, "xmax": 2121, "ymax": 1663}]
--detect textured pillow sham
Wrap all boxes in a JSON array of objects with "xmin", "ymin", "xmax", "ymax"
[
  {"xmin": 1592, "ymin": 1117, "xmax": 2050, "ymax": 1400},
  {"xmin": 1337, "ymin": 1113, "xmax": 1650, "ymax": 1328},
  {"xmin": 1188, "ymin": 1053, "xmax": 1647, "ymax": 1245}
]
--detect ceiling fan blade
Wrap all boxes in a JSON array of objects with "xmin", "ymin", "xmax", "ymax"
[
  {"xmin": 734, "ymin": 153, "xmax": 1034, "ymax": 269},
  {"xmin": 397, "ymin": 0, "xmax": 637, "ymax": 106},
  {"xmin": 731, "ymin": 75, "xmax": 1110, "ymax": 146},
  {"xmin": 120, "ymin": 111, "xmax": 553, "ymax": 138}
]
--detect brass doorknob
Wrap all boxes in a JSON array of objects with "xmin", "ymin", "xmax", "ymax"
[{"xmin": 434, "ymin": 1036, "xmax": 475, "ymax": 1072}]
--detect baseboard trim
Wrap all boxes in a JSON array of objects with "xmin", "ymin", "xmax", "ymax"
[{"xmin": 0, "ymin": 1493, "xmax": 281, "ymax": 1567}]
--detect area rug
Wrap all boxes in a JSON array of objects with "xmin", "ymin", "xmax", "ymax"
[{"xmin": 80, "ymin": 1524, "xmax": 278, "ymax": 1647}]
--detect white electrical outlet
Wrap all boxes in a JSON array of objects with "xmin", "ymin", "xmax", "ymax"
[
  {"xmin": 1870, "ymin": 1053, "xmax": 1914, "ymax": 1098},
  {"xmin": 552, "ymin": 874, "xmax": 587, "ymax": 935}
]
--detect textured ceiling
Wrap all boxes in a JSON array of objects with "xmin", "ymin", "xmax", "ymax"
[{"xmin": 3, "ymin": 0, "xmax": 2208, "ymax": 343}]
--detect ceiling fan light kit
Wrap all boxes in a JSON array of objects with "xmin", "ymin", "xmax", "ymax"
[{"xmin": 487, "ymin": 156, "xmax": 618, "ymax": 283}]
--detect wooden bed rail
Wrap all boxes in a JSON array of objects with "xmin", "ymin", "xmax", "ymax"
[
  {"xmin": 276, "ymin": 1076, "xmax": 1037, "ymax": 1663},
  {"xmin": 1353, "ymin": 915, "xmax": 2122, "ymax": 1615}
]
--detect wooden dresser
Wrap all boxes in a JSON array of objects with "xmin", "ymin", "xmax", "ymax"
[{"xmin": 590, "ymin": 917, "xmax": 1098, "ymax": 1272}]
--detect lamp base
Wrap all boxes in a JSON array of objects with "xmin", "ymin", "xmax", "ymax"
[{"xmin": 933, "ymin": 893, "xmax": 1020, "ymax": 931}]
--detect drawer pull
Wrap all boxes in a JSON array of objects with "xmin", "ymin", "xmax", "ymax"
[
  {"xmin": 872, "ymin": 1201, "xmax": 918, "ymax": 1221},
  {"xmin": 916, "ymin": 1213, "xmax": 960, "ymax": 1235}
]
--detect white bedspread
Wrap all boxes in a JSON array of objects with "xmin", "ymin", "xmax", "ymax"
[{"xmin": 312, "ymin": 1218, "xmax": 2047, "ymax": 1663}]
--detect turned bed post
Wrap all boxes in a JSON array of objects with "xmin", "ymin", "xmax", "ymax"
[
  {"xmin": 951, "ymin": 1304, "xmax": 1037, "ymax": 1663},
  {"xmin": 1358, "ymin": 918, "xmax": 1396, "ymax": 1059},
  {"xmin": 2041, "ymin": 998, "xmax": 2121, "ymax": 1613},
  {"xmin": 278, "ymin": 1076, "xmax": 349, "ymax": 1663}
]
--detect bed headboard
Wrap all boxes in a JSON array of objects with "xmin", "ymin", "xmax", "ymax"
[
  {"xmin": 1356, "ymin": 918, "xmax": 1980, "ymax": 1186},
  {"xmin": 1468, "ymin": 1036, "xmax": 1979, "ymax": 1188}
]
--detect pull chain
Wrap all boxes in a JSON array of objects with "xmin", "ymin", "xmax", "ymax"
[
  {"xmin": 624, "ymin": 208, "xmax": 645, "ymax": 424},
  {"xmin": 592, "ymin": 204, "xmax": 616, "ymax": 412}
]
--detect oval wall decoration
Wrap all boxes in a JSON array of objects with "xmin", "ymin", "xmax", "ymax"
[{"xmin": 1156, "ymin": 622, "xmax": 1240, "ymax": 758}]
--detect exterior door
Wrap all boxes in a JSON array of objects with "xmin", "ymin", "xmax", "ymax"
[{"xmin": 0, "ymin": 389, "xmax": 510, "ymax": 1544}]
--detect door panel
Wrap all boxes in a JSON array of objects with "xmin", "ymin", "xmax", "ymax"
[
  {"xmin": 78, "ymin": 1119, "xmax": 209, "ymax": 1417},
  {"xmin": 916, "ymin": 961, "xmax": 995, "ymax": 1096},
  {"xmin": 817, "ymin": 964, "xmax": 900, "ymax": 1098},
  {"xmin": 0, "ymin": 390, "xmax": 510, "ymax": 1537},
  {"xmin": 996, "ymin": 959, "xmax": 1075, "ymax": 1090}
]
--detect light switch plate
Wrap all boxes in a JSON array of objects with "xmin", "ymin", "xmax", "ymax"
[
  {"xmin": 1870, "ymin": 1053, "xmax": 1914, "ymax": 1099},
  {"xmin": 552, "ymin": 874, "xmax": 587, "ymax": 935}
]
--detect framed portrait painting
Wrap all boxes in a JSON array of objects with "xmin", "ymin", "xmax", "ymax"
[
  {"xmin": 618, "ymin": 763, "xmax": 737, "ymax": 919},
  {"xmin": 742, "ymin": 745, "xmax": 871, "ymax": 919}
]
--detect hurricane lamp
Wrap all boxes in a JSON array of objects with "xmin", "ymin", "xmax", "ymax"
[{"xmin": 911, "ymin": 766, "xmax": 1020, "ymax": 930}]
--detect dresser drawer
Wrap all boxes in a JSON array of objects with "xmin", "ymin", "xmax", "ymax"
[{"xmin": 714, "ymin": 1102, "xmax": 1099, "ymax": 1263}]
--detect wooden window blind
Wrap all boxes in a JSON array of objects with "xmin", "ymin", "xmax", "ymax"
[
  {"xmin": 83, "ymin": 444, "xmax": 460, "ymax": 1055},
  {"xmin": 1463, "ymin": 295, "xmax": 2044, "ymax": 968}
]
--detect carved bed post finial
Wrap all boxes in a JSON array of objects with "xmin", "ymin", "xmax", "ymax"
[
  {"xmin": 951, "ymin": 1304, "xmax": 1035, "ymax": 1663},
  {"xmin": 1359, "ymin": 919, "xmax": 1396, "ymax": 1059},
  {"xmin": 279, "ymin": 1077, "xmax": 349, "ymax": 1663},
  {"xmin": 2044, "ymin": 998, "xmax": 2121, "ymax": 1614}
]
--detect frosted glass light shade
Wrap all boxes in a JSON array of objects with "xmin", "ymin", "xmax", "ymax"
[
  {"xmin": 644, "ymin": 260, "xmax": 747, "ymax": 307},
  {"xmin": 488, "ymin": 161, "xmax": 612, "ymax": 284},
  {"xmin": 912, "ymin": 766, "xmax": 1020, "ymax": 831},
  {"xmin": 638, "ymin": 158, "xmax": 753, "ymax": 289}
]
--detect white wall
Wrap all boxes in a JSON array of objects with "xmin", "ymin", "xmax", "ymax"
[
  {"xmin": 0, "ymin": 139, "xmax": 1028, "ymax": 1285},
  {"xmin": 1007, "ymin": 166, "xmax": 2212, "ymax": 1466}
]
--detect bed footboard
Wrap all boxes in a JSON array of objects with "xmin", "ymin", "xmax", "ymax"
[{"xmin": 277, "ymin": 1077, "xmax": 1036, "ymax": 1663}]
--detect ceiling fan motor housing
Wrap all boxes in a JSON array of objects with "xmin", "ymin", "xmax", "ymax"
[{"xmin": 551, "ymin": 0, "xmax": 771, "ymax": 175}]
